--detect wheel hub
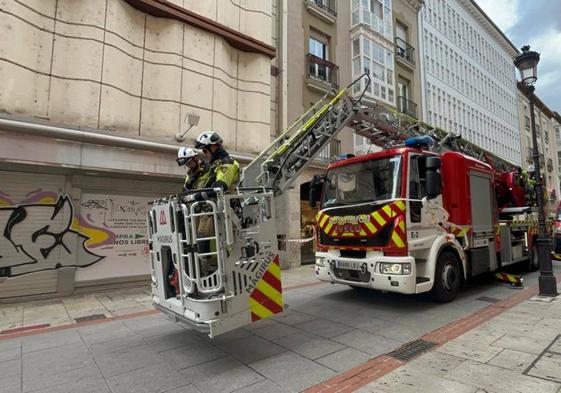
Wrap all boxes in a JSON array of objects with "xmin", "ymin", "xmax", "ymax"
[{"xmin": 442, "ymin": 264, "xmax": 457, "ymax": 291}]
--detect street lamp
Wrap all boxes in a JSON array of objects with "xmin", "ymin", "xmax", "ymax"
[{"xmin": 514, "ymin": 45, "xmax": 558, "ymax": 297}]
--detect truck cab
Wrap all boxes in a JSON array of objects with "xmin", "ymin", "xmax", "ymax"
[{"xmin": 314, "ymin": 145, "xmax": 509, "ymax": 302}]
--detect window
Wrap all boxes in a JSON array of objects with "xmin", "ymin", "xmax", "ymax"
[
  {"xmin": 352, "ymin": 34, "xmax": 395, "ymax": 105},
  {"xmin": 409, "ymin": 155, "xmax": 428, "ymax": 222},
  {"xmin": 309, "ymin": 37, "xmax": 328, "ymax": 60}
]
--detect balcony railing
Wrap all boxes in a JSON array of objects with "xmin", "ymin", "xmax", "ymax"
[
  {"xmin": 307, "ymin": 0, "xmax": 336, "ymax": 17},
  {"xmin": 395, "ymin": 37, "xmax": 415, "ymax": 65},
  {"xmin": 306, "ymin": 53, "xmax": 339, "ymax": 89},
  {"xmin": 397, "ymin": 96, "xmax": 417, "ymax": 119},
  {"xmin": 317, "ymin": 139, "xmax": 341, "ymax": 162}
]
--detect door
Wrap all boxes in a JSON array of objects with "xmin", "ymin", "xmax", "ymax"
[
  {"xmin": 0, "ymin": 171, "xmax": 67, "ymax": 299},
  {"xmin": 309, "ymin": 36, "xmax": 329, "ymax": 81},
  {"xmin": 407, "ymin": 155, "xmax": 440, "ymax": 252}
]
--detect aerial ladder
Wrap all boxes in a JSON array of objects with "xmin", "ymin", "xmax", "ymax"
[{"xmin": 147, "ymin": 74, "xmax": 532, "ymax": 337}]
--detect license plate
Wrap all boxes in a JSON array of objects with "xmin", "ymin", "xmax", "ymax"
[{"xmin": 335, "ymin": 260, "xmax": 361, "ymax": 270}]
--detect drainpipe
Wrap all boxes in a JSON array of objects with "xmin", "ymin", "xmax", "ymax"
[{"xmin": 0, "ymin": 116, "xmax": 254, "ymax": 163}]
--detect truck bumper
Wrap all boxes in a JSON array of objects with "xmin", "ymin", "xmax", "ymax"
[{"xmin": 315, "ymin": 252, "xmax": 419, "ymax": 294}]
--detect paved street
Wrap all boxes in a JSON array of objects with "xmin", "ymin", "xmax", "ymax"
[{"xmin": 1, "ymin": 262, "xmax": 560, "ymax": 393}]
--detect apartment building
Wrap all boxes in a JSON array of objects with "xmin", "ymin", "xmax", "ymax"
[
  {"xmin": 348, "ymin": 0, "xmax": 424, "ymax": 155},
  {"xmin": 517, "ymin": 85, "xmax": 560, "ymax": 210},
  {"xmin": 0, "ymin": 0, "xmax": 276, "ymax": 299},
  {"xmin": 419, "ymin": 0, "xmax": 520, "ymax": 165},
  {"xmin": 277, "ymin": 0, "xmax": 423, "ymax": 266},
  {"xmin": 555, "ymin": 112, "xmax": 561, "ymax": 194}
]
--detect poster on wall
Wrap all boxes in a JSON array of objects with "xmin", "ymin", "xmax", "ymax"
[{"xmin": 74, "ymin": 193, "xmax": 153, "ymax": 282}]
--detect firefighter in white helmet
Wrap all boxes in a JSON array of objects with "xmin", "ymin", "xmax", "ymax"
[
  {"xmin": 176, "ymin": 147, "xmax": 211, "ymax": 192},
  {"xmin": 182, "ymin": 131, "xmax": 240, "ymax": 202}
]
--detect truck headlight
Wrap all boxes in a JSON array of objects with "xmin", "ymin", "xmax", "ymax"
[
  {"xmin": 380, "ymin": 263, "xmax": 411, "ymax": 275},
  {"xmin": 315, "ymin": 257, "xmax": 326, "ymax": 267}
]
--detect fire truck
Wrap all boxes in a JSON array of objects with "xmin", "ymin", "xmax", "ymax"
[{"xmin": 148, "ymin": 75, "xmax": 547, "ymax": 337}]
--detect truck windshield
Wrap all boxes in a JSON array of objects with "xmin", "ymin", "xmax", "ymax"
[{"xmin": 322, "ymin": 156, "xmax": 402, "ymax": 207}]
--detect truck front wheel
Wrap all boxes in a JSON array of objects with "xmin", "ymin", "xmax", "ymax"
[{"xmin": 432, "ymin": 250, "xmax": 461, "ymax": 302}]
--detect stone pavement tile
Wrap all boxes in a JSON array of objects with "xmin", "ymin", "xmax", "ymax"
[
  {"xmin": 445, "ymin": 359, "xmax": 560, "ymax": 393},
  {"xmin": 551, "ymin": 336, "xmax": 561, "ymax": 353},
  {"xmin": 95, "ymin": 344, "xmax": 166, "ymax": 378},
  {"xmin": 273, "ymin": 330, "xmax": 345, "ymax": 360},
  {"xmin": 86, "ymin": 332, "xmax": 147, "ymax": 355},
  {"xmin": 179, "ymin": 356, "xmax": 263, "ymax": 393},
  {"xmin": 21, "ymin": 329, "xmax": 82, "ymax": 353},
  {"xmin": 251, "ymin": 321, "xmax": 301, "ymax": 341},
  {"xmin": 491, "ymin": 334, "xmax": 553, "ymax": 355},
  {"xmin": 79, "ymin": 320, "xmax": 134, "ymax": 345},
  {"xmin": 23, "ymin": 364, "xmax": 102, "ymax": 393},
  {"xmin": 112, "ymin": 305, "xmax": 152, "ymax": 316},
  {"xmin": 122, "ymin": 314, "xmax": 174, "ymax": 333},
  {"xmin": 0, "ymin": 305, "xmax": 23, "ymax": 331},
  {"xmin": 356, "ymin": 318, "xmax": 436, "ymax": 343},
  {"xmin": 107, "ymin": 363, "xmax": 190, "ymax": 393},
  {"xmin": 162, "ymin": 385, "xmax": 201, "ymax": 393},
  {"xmin": 437, "ymin": 340, "xmax": 503, "ymax": 363},
  {"xmin": 0, "ymin": 358, "xmax": 21, "ymax": 378},
  {"xmin": 23, "ymin": 302, "xmax": 72, "ymax": 327},
  {"xmin": 220, "ymin": 335, "xmax": 287, "ymax": 364},
  {"xmin": 271, "ymin": 310, "xmax": 316, "ymax": 326},
  {"xmin": 453, "ymin": 326, "xmax": 505, "ymax": 346},
  {"xmin": 29, "ymin": 375, "xmax": 110, "ymax": 393},
  {"xmin": 315, "ymin": 347, "xmax": 372, "ymax": 373},
  {"xmin": 160, "ymin": 341, "xmax": 226, "ymax": 371},
  {"xmin": 23, "ymin": 342, "xmax": 93, "ymax": 377},
  {"xmin": 230, "ymin": 380, "xmax": 283, "ymax": 393},
  {"xmin": 366, "ymin": 366, "xmax": 478, "ymax": 393},
  {"xmin": 249, "ymin": 351, "xmax": 336, "ymax": 392},
  {"xmin": 0, "ymin": 339, "xmax": 21, "ymax": 363},
  {"xmin": 294, "ymin": 318, "xmax": 355, "ymax": 339},
  {"xmin": 203, "ymin": 328, "xmax": 253, "ymax": 344},
  {"xmin": 406, "ymin": 350, "xmax": 466, "ymax": 377},
  {"xmin": 135, "ymin": 322, "xmax": 187, "ymax": 338},
  {"xmin": 487, "ymin": 349, "xmax": 537, "ymax": 372},
  {"xmin": 143, "ymin": 329, "xmax": 202, "ymax": 352},
  {"xmin": 242, "ymin": 317, "xmax": 277, "ymax": 331},
  {"xmin": 0, "ymin": 375, "xmax": 21, "ymax": 393},
  {"xmin": 331, "ymin": 329, "xmax": 403, "ymax": 357},
  {"xmin": 527, "ymin": 352, "xmax": 561, "ymax": 383}
]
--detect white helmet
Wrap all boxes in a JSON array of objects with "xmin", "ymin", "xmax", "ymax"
[
  {"xmin": 195, "ymin": 131, "xmax": 223, "ymax": 149},
  {"xmin": 176, "ymin": 147, "xmax": 200, "ymax": 166},
  {"xmin": 527, "ymin": 165, "xmax": 535, "ymax": 173}
]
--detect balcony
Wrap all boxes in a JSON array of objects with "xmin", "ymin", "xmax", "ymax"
[
  {"xmin": 305, "ymin": 0, "xmax": 336, "ymax": 24},
  {"xmin": 317, "ymin": 139, "xmax": 341, "ymax": 163},
  {"xmin": 306, "ymin": 53, "xmax": 339, "ymax": 93},
  {"xmin": 397, "ymin": 96, "xmax": 417, "ymax": 119},
  {"xmin": 395, "ymin": 37, "xmax": 415, "ymax": 68},
  {"xmin": 547, "ymin": 158, "xmax": 554, "ymax": 172}
]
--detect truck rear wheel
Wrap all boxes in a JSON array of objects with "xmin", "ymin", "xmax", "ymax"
[{"xmin": 432, "ymin": 250, "xmax": 461, "ymax": 302}]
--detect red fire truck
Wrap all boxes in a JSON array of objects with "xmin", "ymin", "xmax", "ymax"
[{"xmin": 312, "ymin": 137, "xmax": 544, "ymax": 302}]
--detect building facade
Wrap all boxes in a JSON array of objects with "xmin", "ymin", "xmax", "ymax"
[
  {"xmin": 555, "ymin": 112, "xmax": 561, "ymax": 195},
  {"xmin": 517, "ymin": 86, "xmax": 560, "ymax": 210},
  {"xmin": 277, "ymin": 0, "xmax": 423, "ymax": 267},
  {"xmin": 0, "ymin": 0, "xmax": 276, "ymax": 300},
  {"xmin": 419, "ymin": 0, "xmax": 520, "ymax": 165},
  {"xmin": 348, "ymin": 0, "xmax": 423, "ymax": 155}
]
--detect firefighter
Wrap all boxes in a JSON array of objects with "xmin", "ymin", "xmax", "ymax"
[
  {"xmin": 176, "ymin": 147, "xmax": 210, "ymax": 192},
  {"xmin": 181, "ymin": 132, "xmax": 240, "ymax": 280},
  {"xmin": 181, "ymin": 131, "xmax": 240, "ymax": 202}
]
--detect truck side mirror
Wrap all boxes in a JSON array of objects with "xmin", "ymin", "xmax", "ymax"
[
  {"xmin": 425, "ymin": 157, "xmax": 441, "ymax": 199},
  {"xmin": 309, "ymin": 175, "xmax": 325, "ymax": 208}
]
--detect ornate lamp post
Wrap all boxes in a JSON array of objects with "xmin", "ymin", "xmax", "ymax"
[{"xmin": 514, "ymin": 45, "xmax": 558, "ymax": 297}]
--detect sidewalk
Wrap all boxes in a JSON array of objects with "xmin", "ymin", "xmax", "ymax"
[
  {"xmin": 0, "ymin": 265, "xmax": 317, "ymax": 335},
  {"xmin": 309, "ymin": 281, "xmax": 561, "ymax": 393}
]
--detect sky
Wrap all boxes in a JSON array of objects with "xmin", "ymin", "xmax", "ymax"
[{"xmin": 476, "ymin": 0, "xmax": 561, "ymax": 114}]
